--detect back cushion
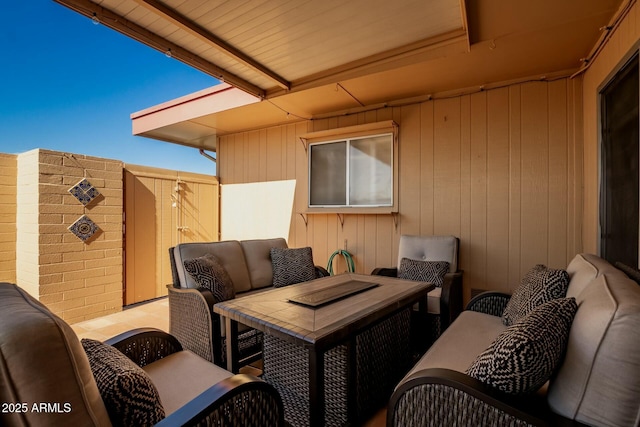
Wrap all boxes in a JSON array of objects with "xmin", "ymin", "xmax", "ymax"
[
  {"xmin": 397, "ymin": 235, "xmax": 458, "ymax": 273},
  {"xmin": 565, "ymin": 253, "xmax": 619, "ymax": 299},
  {"xmin": 0, "ymin": 283, "xmax": 111, "ymax": 427},
  {"xmin": 547, "ymin": 274, "xmax": 640, "ymax": 426},
  {"xmin": 241, "ymin": 238, "xmax": 287, "ymax": 289},
  {"xmin": 565, "ymin": 254, "xmax": 598, "ymax": 299},
  {"xmin": 174, "ymin": 241, "xmax": 252, "ymax": 293}
]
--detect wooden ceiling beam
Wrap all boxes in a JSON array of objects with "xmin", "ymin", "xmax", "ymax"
[
  {"xmin": 53, "ymin": 0, "xmax": 266, "ymax": 99},
  {"xmin": 135, "ymin": 0, "xmax": 291, "ymax": 91},
  {"xmin": 266, "ymin": 29, "xmax": 469, "ymax": 98}
]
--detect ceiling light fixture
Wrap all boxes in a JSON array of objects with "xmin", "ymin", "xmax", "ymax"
[
  {"xmin": 91, "ymin": 12, "xmax": 100, "ymax": 25},
  {"xmin": 165, "ymin": 48, "xmax": 172, "ymax": 58}
]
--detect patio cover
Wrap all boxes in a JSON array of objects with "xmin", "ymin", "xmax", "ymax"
[{"xmin": 54, "ymin": 0, "xmax": 625, "ymax": 150}]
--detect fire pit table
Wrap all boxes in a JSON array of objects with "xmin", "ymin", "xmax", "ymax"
[{"xmin": 214, "ymin": 273, "xmax": 433, "ymax": 427}]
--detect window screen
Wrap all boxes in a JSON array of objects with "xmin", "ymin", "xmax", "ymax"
[{"xmin": 309, "ymin": 133, "xmax": 393, "ymax": 208}]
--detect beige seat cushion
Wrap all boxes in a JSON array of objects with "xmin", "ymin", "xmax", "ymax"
[
  {"xmin": 399, "ymin": 310, "xmax": 506, "ymax": 385},
  {"xmin": 427, "ymin": 287, "xmax": 441, "ymax": 314},
  {"xmin": 143, "ymin": 350, "xmax": 233, "ymax": 415},
  {"xmin": 174, "ymin": 241, "xmax": 252, "ymax": 293}
]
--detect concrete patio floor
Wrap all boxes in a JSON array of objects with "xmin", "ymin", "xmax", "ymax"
[
  {"xmin": 70, "ymin": 297, "xmax": 387, "ymax": 426},
  {"xmin": 71, "ymin": 297, "xmax": 170, "ymax": 341}
]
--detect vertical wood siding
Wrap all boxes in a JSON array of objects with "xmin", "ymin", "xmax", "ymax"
[{"xmin": 218, "ymin": 78, "xmax": 583, "ymax": 302}]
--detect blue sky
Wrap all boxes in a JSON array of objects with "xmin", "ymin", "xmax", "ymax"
[{"xmin": 0, "ymin": 1, "xmax": 220, "ymax": 175}]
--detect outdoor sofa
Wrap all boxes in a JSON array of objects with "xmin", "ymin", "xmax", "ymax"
[
  {"xmin": 388, "ymin": 253, "xmax": 640, "ymax": 427},
  {"xmin": 168, "ymin": 237, "xmax": 328, "ymax": 367},
  {"xmin": 0, "ymin": 282, "xmax": 284, "ymax": 427}
]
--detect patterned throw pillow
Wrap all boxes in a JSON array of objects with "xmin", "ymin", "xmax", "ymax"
[
  {"xmin": 183, "ymin": 254, "xmax": 235, "ymax": 302},
  {"xmin": 81, "ymin": 338, "xmax": 165, "ymax": 426},
  {"xmin": 502, "ymin": 264, "xmax": 570, "ymax": 326},
  {"xmin": 397, "ymin": 258, "xmax": 450, "ymax": 287},
  {"xmin": 466, "ymin": 297, "xmax": 578, "ymax": 395},
  {"xmin": 270, "ymin": 246, "xmax": 316, "ymax": 287}
]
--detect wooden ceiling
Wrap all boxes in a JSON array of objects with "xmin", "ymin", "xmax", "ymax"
[{"xmin": 55, "ymin": 0, "xmax": 624, "ymax": 149}]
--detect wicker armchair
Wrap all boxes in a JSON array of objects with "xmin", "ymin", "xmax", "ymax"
[
  {"xmin": 0, "ymin": 283, "xmax": 285, "ymax": 427},
  {"xmin": 372, "ymin": 235, "xmax": 463, "ymax": 341},
  {"xmin": 167, "ymin": 283, "xmax": 265, "ymax": 367},
  {"xmin": 108, "ymin": 328, "xmax": 284, "ymax": 427}
]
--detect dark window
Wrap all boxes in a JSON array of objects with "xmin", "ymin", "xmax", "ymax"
[{"xmin": 600, "ymin": 54, "xmax": 639, "ymax": 267}]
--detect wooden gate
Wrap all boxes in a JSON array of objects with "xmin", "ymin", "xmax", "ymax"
[{"xmin": 124, "ymin": 165, "xmax": 219, "ymax": 305}]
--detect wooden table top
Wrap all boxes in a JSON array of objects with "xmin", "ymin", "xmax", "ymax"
[{"xmin": 214, "ymin": 273, "xmax": 433, "ymax": 349}]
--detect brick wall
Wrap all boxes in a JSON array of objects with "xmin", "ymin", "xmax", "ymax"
[
  {"xmin": 16, "ymin": 149, "xmax": 124, "ymax": 323},
  {"xmin": 0, "ymin": 153, "xmax": 17, "ymax": 283}
]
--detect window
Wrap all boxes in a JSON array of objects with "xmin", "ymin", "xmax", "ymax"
[
  {"xmin": 600, "ymin": 53, "xmax": 639, "ymax": 267},
  {"xmin": 309, "ymin": 133, "xmax": 393, "ymax": 208}
]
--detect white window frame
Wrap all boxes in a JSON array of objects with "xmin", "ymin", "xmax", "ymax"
[{"xmin": 301, "ymin": 121, "xmax": 399, "ymax": 214}]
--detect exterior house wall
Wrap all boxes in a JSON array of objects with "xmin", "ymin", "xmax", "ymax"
[
  {"xmin": 218, "ymin": 78, "xmax": 584, "ymax": 301},
  {"xmin": 0, "ymin": 153, "xmax": 17, "ymax": 283},
  {"xmin": 582, "ymin": 2, "xmax": 640, "ymax": 254}
]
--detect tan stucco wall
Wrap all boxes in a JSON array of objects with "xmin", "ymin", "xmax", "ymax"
[
  {"xmin": 582, "ymin": 3, "xmax": 640, "ymax": 254},
  {"xmin": 0, "ymin": 153, "xmax": 17, "ymax": 283},
  {"xmin": 16, "ymin": 149, "xmax": 124, "ymax": 323},
  {"xmin": 218, "ymin": 78, "xmax": 584, "ymax": 302}
]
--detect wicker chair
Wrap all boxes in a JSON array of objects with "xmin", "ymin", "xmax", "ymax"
[
  {"xmin": 372, "ymin": 235, "xmax": 463, "ymax": 342},
  {"xmin": 167, "ymin": 280, "xmax": 265, "ymax": 368},
  {"xmin": 0, "ymin": 283, "xmax": 284, "ymax": 427}
]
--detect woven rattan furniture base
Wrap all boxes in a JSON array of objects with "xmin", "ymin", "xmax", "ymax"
[{"xmin": 214, "ymin": 273, "xmax": 433, "ymax": 427}]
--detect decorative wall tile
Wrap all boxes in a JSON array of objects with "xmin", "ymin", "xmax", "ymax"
[
  {"xmin": 68, "ymin": 215, "xmax": 100, "ymax": 242},
  {"xmin": 69, "ymin": 178, "xmax": 100, "ymax": 206}
]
